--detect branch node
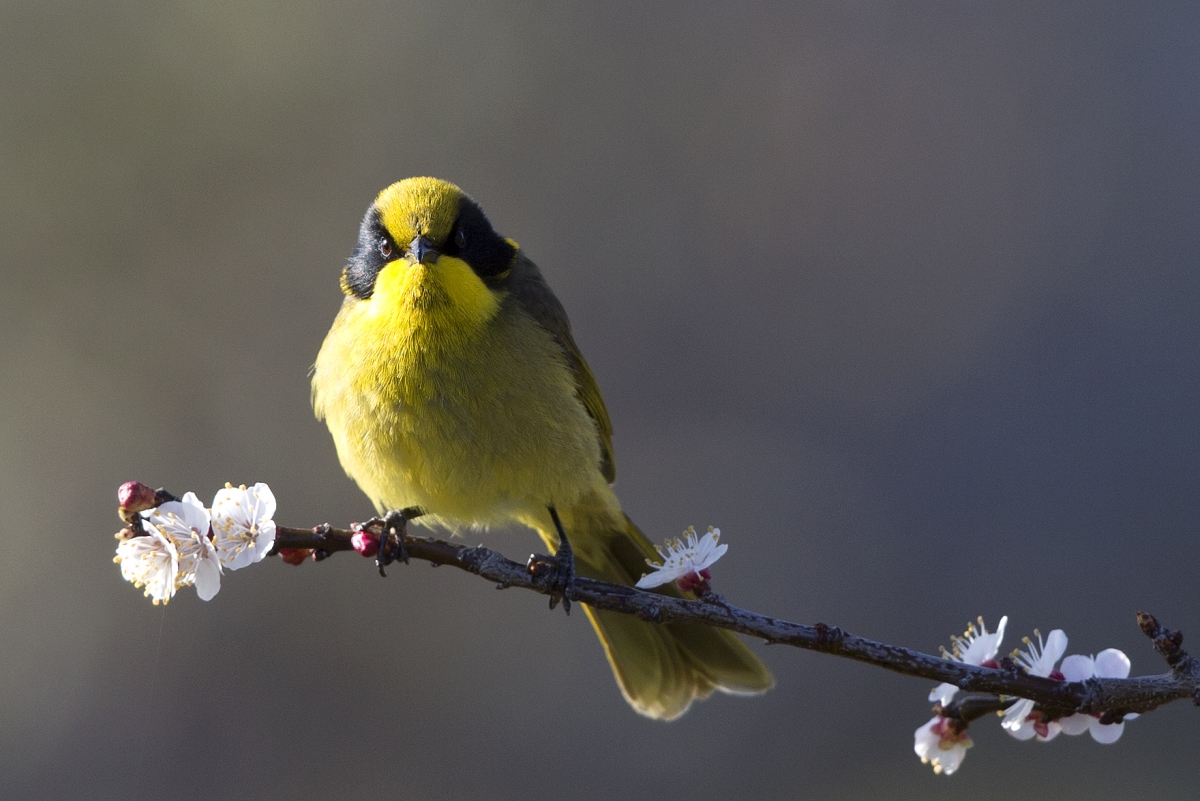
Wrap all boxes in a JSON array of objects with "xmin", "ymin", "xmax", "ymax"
[{"xmin": 814, "ymin": 622, "xmax": 845, "ymax": 650}]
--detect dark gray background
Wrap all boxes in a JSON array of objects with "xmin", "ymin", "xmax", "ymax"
[{"xmin": 2, "ymin": 1, "xmax": 1198, "ymax": 798}]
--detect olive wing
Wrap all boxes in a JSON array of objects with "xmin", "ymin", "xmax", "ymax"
[{"xmin": 502, "ymin": 252, "xmax": 616, "ymax": 483}]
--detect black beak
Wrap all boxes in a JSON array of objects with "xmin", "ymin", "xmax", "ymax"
[{"xmin": 408, "ymin": 236, "xmax": 440, "ymax": 266}]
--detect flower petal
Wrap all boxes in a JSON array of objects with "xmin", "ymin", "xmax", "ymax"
[
  {"xmin": 177, "ymin": 492, "xmax": 211, "ymax": 533},
  {"xmin": 913, "ymin": 717, "xmax": 940, "ymax": 760},
  {"xmin": 1036, "ymin": 722, "xmax": 1062, "ymax": 742},
  {"xmin": 635, "ymin": 571, "xmax": 674, "ymax": 589},
  {"xmin": 248, "ymin": 482, "xmax": 276, "ymax": 521},
  {"xmin": 1089, "ymin": 720, "xmax": 1125, "ymax": 744},
  {"xmin": 1059, "ymin": 654, "xmax": 1095, "ymax": 683},
  {"xmin": 929, "ymin": 683, "xmax": 958, "ymax": 706},
  {"xmin": 1006, "ymin": 721, "xmax": 1038, "ymax": 741},
  {"xmin": 193, "ymin": 555, "xmax": 222, "ymax": 601},
  {"xmin": 1001, "ymin": 699, "xmax": 1034, "ymax": 733},
  {"xmin": 983, "ymin": 615, "xmax": 1009, "ymax": 662},
  {"xmin": 252, "ymin": 519, "xmax": 277, "ymax": 562},
  {"xmin": 1093, "ymin": 648, "xmax": 1131, "ymax": 679},
  {"xmin": 1042, "ymin": 629, "xmax": 1069, "ymax": 666},
  {"xmin": 1057, "ymin": 713, "xmax": 1093, "ymax": 736},
  {"xmin": 696, "ymin": 542, "xmax": 728, "ymax": 572}
]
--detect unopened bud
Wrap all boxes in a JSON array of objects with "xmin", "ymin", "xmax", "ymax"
[
  {"xmin": 351, "ymin": 529, "xmax": 380, "ymax": 558},
  {"xmin": 279, "ymin": 548, "xmax": 314, "ymax": 566},
  {"xmin": 117, "ymin": 482, "xmax": 179, "ymax": 522},
  {"xmin": 118, "ymin": 481, "xmax": 158, "ymax": 514}
]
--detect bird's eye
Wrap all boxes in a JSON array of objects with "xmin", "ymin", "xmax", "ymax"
[
  {"xmin": 455, "ymin": 230, "xmax": 466, "ymax": 249},
  {"xmin": 379, "ymin": 239, "xmax": 392, "ymax": 258}
]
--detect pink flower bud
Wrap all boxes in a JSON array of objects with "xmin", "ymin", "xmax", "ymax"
[
  {"xmin": 980, "ymin": 658, "xmax": 1000, "ymax": 670},
  {"xmin": 1048, "ymin": 669, "xmax": 1065, "ymax": 681},
  {"xmin": 118, "ymin": 481, "xmax": 158, "ymax": 513},
  {"xmin": 352, "ymin": 529, "xmax": 380, "ymax": 558},
  {"xmin": 279, "ymin": 548, "xmax": 313, "ymax": 566}
]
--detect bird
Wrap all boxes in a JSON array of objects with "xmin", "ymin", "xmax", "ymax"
[{"xmin": 311, "ymin": 177, "xmax": 773, "ymax": 720}]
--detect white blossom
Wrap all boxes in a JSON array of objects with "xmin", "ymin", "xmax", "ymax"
[
  {"xmin": 141, "ymin": 492, "xmax": 222, "ymax": 600},
  {"xmin": 211, "ymin": 482, "xmax": 277, "ymax": 570},
  {"xmin": 1002, "ymin": 628, "xmax": 1069, "ymax": 741},
  {"xmin": 1058, "ymin": 649, "xmax": 1137, "ymax": 743},
  {"xmin": 930, "ymin": 615, "xmax": 1008, "ymax": 707},
  {"xmin": 914, "ymin": 716, "xmax": 972, "ymax": 775},
  {"xmin": 114, "ymin": 524, "xmax": 179, "ymax": 605},
  {"xmin": 635, "ymin": 526, "xmax": 727, "ymax": 589}
]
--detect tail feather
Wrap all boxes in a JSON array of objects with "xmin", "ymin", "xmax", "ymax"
[{"xmin": 537, "ymin": 496, "xmax": 774, "ymax": 721}]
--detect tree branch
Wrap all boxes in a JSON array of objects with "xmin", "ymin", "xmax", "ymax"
[{"xmin": 272, "ymin": 522, "xmax": 1200, "ymax": 719}]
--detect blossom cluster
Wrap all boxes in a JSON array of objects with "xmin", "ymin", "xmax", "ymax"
[
  {"xmin": 111, "ymin": 488, "xmax": 1147, "ymax": 774},
  {"xmin": 113, "ymin": 482, "xmax": 277, "ymax": 604},
  {"xmin": 914, "ymin": 617, "xmax": 1136, "ymax": 775}
]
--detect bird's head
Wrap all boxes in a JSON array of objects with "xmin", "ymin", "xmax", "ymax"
[{"xmin": 340, "ymin": 178, "xmax": 517, "ymax": 311}]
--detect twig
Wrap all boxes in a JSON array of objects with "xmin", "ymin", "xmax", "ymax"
[{"xmin": 272, "ymin": 523, "xmax": 1200, "ymax": 719}]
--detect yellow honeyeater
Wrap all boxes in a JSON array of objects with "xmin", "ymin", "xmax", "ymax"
[{"xmin": 312, "ymin": 177, "xmax": 773, "ymax": 719}]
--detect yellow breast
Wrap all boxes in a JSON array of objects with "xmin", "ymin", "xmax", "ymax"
[{"xmin": 312, "ymin": 256, "xmax": 604, "ymax": 528}]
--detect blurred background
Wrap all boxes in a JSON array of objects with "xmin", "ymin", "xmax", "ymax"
[{"xmin": 2, "ymin": 1, "xmax": 1199, "ymax": 798}]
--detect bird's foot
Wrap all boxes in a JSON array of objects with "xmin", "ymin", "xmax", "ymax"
[
  {"xmin": 527, "ymin": 550, "xmax": 576, "ymax": 614},
  {"xmin": 355, "ymin": 507, "xmax": 420, "ymax": 576},
  {"xmin": 527, "ymin": 506, "xmax": 576, "ymax": 614}
]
